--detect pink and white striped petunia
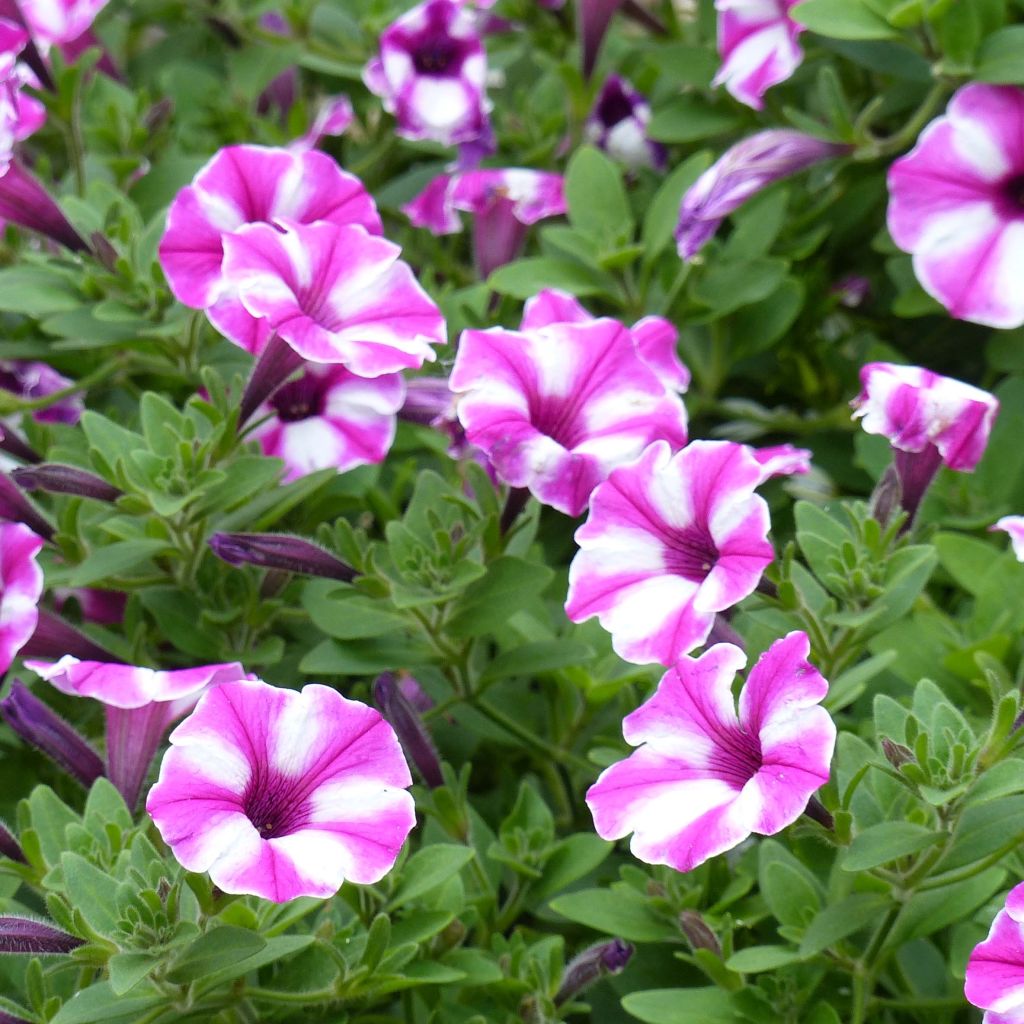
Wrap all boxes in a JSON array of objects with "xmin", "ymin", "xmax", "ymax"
[
  {"xmin": 250, "ymin": 363, "xmax": 406, "ymax": 482},
  {"xmin": 888, "ymin": 84, "xmax": 1024, "ymax": 329},
  {"xmin": 0, "ymin": 522, "xmax": 43, "ymax": 674},
  {"xmin": 158, "ymin": 145, "xmax": 382, "ymax": 353},
  {"xmin": 966, "ymin": 881, "xmax": 1024, "ymax": 1022},
  {"xmin": 220, "ymin": 220, "xmax": 445, "ymax": 377},
  {"xmin": 18, "ymin": 0, "xmax": 108, "ymax": 46},
  {"xmin": 992, "ymin": 517, "xmax": 1024, "ymax": 563},
  {"xmin": 584, "ymin": 75, "xmax": 666, "ymax": 172},
  {"xmin": 27, "ymin": 657, "xmax": 250, "ymax": 810},
  {"xmin": 713, "ymin": 0, "xmax": 803, "ymax": 110},
  {"xmin": 450, "ymin": 318, "xmax": 689, "ymax": 516},
  {"xmin": 363, "ymin": 0, "xmax": 491, "ymax": 148},
  {"xmin": 521, "ymin": 288, "xmax": 690, "ymax": 392},
  {"xmin": 751, "ymin": 443, "xmax": 812, "ymax": 481},
  {"xmin": 146, "ymin": 677, "xmax": 416, "ymax": 902},
  {"xmin": 291, "ymin": 94, "xmax": 355, "ymax": 151},
  {"xmin": 586, "ymin": 632, "xmax": 835, "ymax": 872},
  {"xmin": 565, "ymin": 440, "xmax": 774, "ymax": 665}
]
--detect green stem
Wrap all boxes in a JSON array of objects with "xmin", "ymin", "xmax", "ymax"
[
  {"xmin": 243, "ymin": 985, "xmax": 339, "ymax": 1005},
  {"xmin": 870, "ymin": 994, "xmax": 967, "ymax": 1010},
  {"xmin": 469, "ymin": 698, "xmax": 592, "ymax": 773},
  {"xmin": 855, "ymin": 81, "xmax": 948, "ymax": 160},
  {"xmin": 919, "ymin": 830, "xmax": 1024, "ymax": 891},
  {"xmin": 659, "ymin": 262, "xmax": 691, "ymax": 316}
]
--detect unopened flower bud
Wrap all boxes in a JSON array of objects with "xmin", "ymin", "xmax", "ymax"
[
  {"xmin": 0, "ymin": 681, "xmax": 105, "ymax": 789},
  {"xmin": 0, "ymin": 425, "xmax": 40, "ymax": 465},
  {"xmin": 89, "ymin": 232, "xmax": 120, "ymax": 272},
  {"xmin": 0, "ymin": 916, "xmax": 83, "ymax": 954},
  {"xmin": 21, "ymin": 609, "xmax": 117, "ymax": 662},
  {"xmin": 881, "ymin": 736, "xmax": 914, "ymax": 768},
  {"xmin": 0, "ymin": 475, "xmax": 53, "ymax": 540},
  {"xmin": 554, "ymin": 938, "xmax": 634, "ymax": 1005},
  {"xmin": 0, "ymin": 162, "xmax": 88, "ymax": 252},
  {"xmin": 869, "ymin": 464, "xmax": 902, "ymax": 528},
  {"xmin": 209, "ymin": 532, "xmax": 356, "ymax": 582},
  {"xmin": 679, "ymin": 911, "xmax": 721, "ymax": 956},
  {"xmin": 12, "ymin": 464, "xmax": 122, "ymax": 502},
  {"xmin": 0, "ymin": 820, "xmax": 24, "ymax": 863},
  {"xmin": 374, "ymin": 673, "xmax": 443, "ymax": 788}
]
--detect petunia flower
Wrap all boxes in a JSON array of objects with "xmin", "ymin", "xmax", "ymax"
[
  {"xmin": 450, "ymin": 318, "xmax": 689, "ymax": 517},
  {"xmin": 0, "ymin": 522, "xmax": 43, "ymax": 674},
  {"xmin": 0, "ymin": 361, "xmax": 82, "ymax": 424},
  {"xmin": 158, "ymin": 144, "xmax": 382, "ymax": 354},
  {"xmin": 676, "ymin": 130, "xmax": 847, "ymax": 261},
  {"xmin": 992, "ymin": 517, "xmax": 1024, "ymax": 563},
  {"xmin": 146, "ymin": 677, "xmax": 416, "ymax": 902},
  {"xmin": 220, "ymin": 219, "xmax": 445, "ymax": 377},
  {"xmin": 750, "ymin": 443, "xmax": 811, "ymax": 481},
  {"xmin": 248, "ymin": 363, "xmax": 406, "ymax": 481},
  {"xmin": 405, "ymin": 168, "xmax": 566, "ymax": 278},
  {"xmin": 18, "ymin": 0, "xmax": 108, "ymax": 48},
  {"xmin": 713, "ymin": 0, "xmax": 803, "ymax": 110},
  {"xmin": 887, "ymin": 84, "xmax": 1024, "ymax": 329},
  {"xmin": 966, "ymin": 881, "xmax": 1024, "ymax": 1022},
  {"xmin": 584, "ymin": 75, "xmax": 666, "ymax": 171},
  {"xmin": 565, "ymin": 440, "xmax": 774, "ymax": 665},
  {"xmin": 852, "ymin": 362, "xmax": 999, "ymax": 522},
  {"xmin": 586, "ymin": 632, "xmax": 835, "ymax": 871},
  {"xmin": 26, "ymin": 657, "xmax": 249, "ymax": 811},
  {"xmin": 363, "ymin": 0, "xmax": 491, "ymax": 149},
  {"xmin": 291, "ymin": 95, "xmax": 355, "ymax": 151}
]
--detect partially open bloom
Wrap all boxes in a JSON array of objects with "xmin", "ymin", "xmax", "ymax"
[
  {"xmin": 966, "ymin": 881, "xmax": 1024, "ymax": 1021},
  {"xmin": 363, "ymin": 0, "xmax": 490, "ymax": 148},
  {"xmin": 404, "ymin": 168, "xmax": 566, "ymax": 278},
  {"xmin": 147, "ymin": 677, "xmax": 416, "ymax": 902},
  {"xmin": 676, "ymin": 130, "xmax": 847, "ymax": 261},
  {"xmin": 586, "ymin": 632, "xmax": 835, "ymax": 871},
  {"xmin": 0, "ymin": 523, "xmax": 43, "ymax": 674},
  {"xmin": 565, "ymin": 440, "xmax": 774, "ymax": 665},
  {"xmin": 221, "ymin": 220, "xmax": 445, "ymax": 376},
  {"xmin": 27, "ymin": 657, "xmax": 249, "ymax": 810},
  {"xmin": 852, "ymin": 362, "xmax": 999, "ymax": 520},
  {"xmin": 888, "ymin": 84, "xmax": 1024, "ymax": 328},
  {"xmin": 249, "ymin": 363, "xmax": 406, "ymax": 481},
  {"xmin": 992, "ymin": 517, "xmax": 1024, "ymax": 562},
  {"xmin": 450, "ymin": 319, "xmax": 688, "ymax": 516},
  {"xmin": 584, "ymin": 76, "xmax": 666, "ymax": 171},
  {"xmin": 713, "ymin": 0, "xmax": 803, "ymax": 110},
  {"xmin": 158, "ymin": 145, "xmax": 382, "ymax": 353},
  {"xmin": 0, "ymin": 361, "xmax": 82, "ymax": 424}
]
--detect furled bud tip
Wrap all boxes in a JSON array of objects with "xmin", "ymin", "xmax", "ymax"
[
  {"xmin": 0, "ymin": 474, "xmax": 53, "ymax": 540},
  {"xmin": 0, "ymin": 681, "xmax": 105, "ymax": 789},
  {"xmin": 0, "ymin": 820, "xmax": 25, "ymax": 863},
  {"xmin": 12, "ymin": 464, "xmax": 123, "ymax": 502},
  {"xmin": 0, "ymin": 916, "xmax": 83, "ymax": 955},
  {"xmin": 209, "ymin": 533, "xmax": 356, "ymax": 582},
  {"xmin": 679, "ymin": 911, "xmax": 721, "ymax": 956},
  {"xmin": 868, "ymin": 463, "xmax": 902, "ymax": 528},
  {"xmin": 373, "ymin": 673, "xmax": 443, "ymax": 788},
  {"xmin": 0, "ymin": 163, "xmax": 88, "ymax": 253},
  {"xmin": 881, "ymin": 736, "xmax": 914, "ymax": 769},
  {"xmin": 554, "ymin": 938, "xmax": 634, "ymax": 1004},
  {"xmin": 21, "ymin": 609, "xmax": 118, "ymax": 663},
  {"xmin": 0, "ymin": 425, "xmax": 40, "ymax": 464},
  {"xmin": 676, "ymin": 131, "xmax": 849, "ymax": 262}
]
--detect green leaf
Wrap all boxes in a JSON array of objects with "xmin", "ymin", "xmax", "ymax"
[
  {"xmin": 0, "ymin": 266, "xmax": 82, "ymax": 315},
  {"xmin": 108, "ymin": 953, "xmax": 158, "ymax": 995},
  {"xmin": 791, "ymin": 0, "xmax": 899, "ymax": 39},
  {"xmin": 761, "ymin": 861, "xmax": 821, "ymax": 927},
  {"xmin": 68, "ymin": 539, "xmax": 173, "ymax": 587},
  {"xmin": 61, "ymin": 852, "xmax": 121, "ymax": 937},
  {"xmin": 195, "ymin": 935, "xmax": 314, "ymax": 991},
  {"xmin": 388, "ymin": 845, "xmax": 476, "ymax": 908},
  {"xmin": 299, "ymin": 636, "xmax": 436, "ymax": 675},
  {"xmin": 83, "ymin": 778, "xmax": 132, "ymax": 832},
  {"xmin": 726, "ymin": 945, "xmax": 803, "ymax": 973},
  {"xmin": 843, "ymin": 822, "xmax": 943, "ymax": 871},
  {"xmin": 933, "ymin": 533, "xmax": 1000, "ymax": 597},
  {"xmin": 691, "ymin": 259, "xmax": 788, "ymax": 316},
  {"xmin": 800, "ymin": 893, "xmax": 892, "ymax": 956},
  {"xmin": 976, "ymin": 26, "xmax": 1024, "ymax": 83},
  {"xmin": 647, "ymin": 97, "xmax": 741, "ymax": 143},
  {"xmin": 549, "ymin": 888, "xmax": 678, "ymax": 942},
  {"xmin": 942, "ymin": 795, "xmax": 1024, "ymax": 872},
  {"xmin": 24, "ymin": 785, "xmax": 79, "ymax": 867},
  {"xmin": 50, "ymin": 981, "xmax": 163, "ymax": 1024},
  {"xmin": 527, "ymin": 834, "xmax": 611, "ymax": 902},
  {"xmin": 564, "ymin": 145, "xmax": 633, "ymax": 245},
  {"xmin": 138, "ymin": 587, "xmax": 225, "ymax": 660},
  {"xmin": 302, "ymin": 581, "xmax": 408, "ymax": 640},
  {"xmin": 488, "ymin": 256, "xmax": 616, "ymax": 300},
  {"xmin": 622, "ymin": 987, "xmax": 736, "ymax": 1023},
  {"xmin": 447, "ymin": 556, "xmax": 555, "ymax": 638},
  {"xmin": 482, "ymin": 639, "xmax": 595, "ymax": 681},
  {"xmin": 642, "ymin": 151, "xmax": 713, "ymax": 265},
  {"xmin": 167, "ymin": 926, "xmax": 267, "ymax": 983}
]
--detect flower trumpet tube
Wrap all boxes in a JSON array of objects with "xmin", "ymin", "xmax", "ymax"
[
  {"xmin": 209, "ymin": 533, "xmax": 357, "ymax": 582},
  {"xmin": 374, "ymin": 672, "xmax": 443, "ymax": 788}
]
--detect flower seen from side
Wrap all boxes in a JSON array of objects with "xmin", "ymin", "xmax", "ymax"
[
  {"xmin": 887, "ymin": 83, "xmax": 1024, "ymax": 328},
  {"xmin": 0, "ymin": 522, "xmax": 43, "ymax": 674},
  {"xmin": 146, "ymin": 677, "xmax": 416, "ymax": 902},
  {"xmin": 565, "ymin": 440, "xmax": 774, "ymax": 665},
  {"xmin": 586, "ymin": 632, "xmax": 835, "ymax": 871},
  {"xmin": 363, "ymin": 0, "xmax": 491, "ymax": 148},
  {"xmin": 584, "ymin": 75, "xmax": 666, "ymax": 171},
  {"xmin": 450, "ymin": 318, "xmax": 688, "ymax": 517}
]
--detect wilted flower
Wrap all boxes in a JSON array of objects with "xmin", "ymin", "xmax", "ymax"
[
  {"xmin": 676, "ymin": 130, "xmax": 847, "ymax": 261},
  {"xmin": 0, "ymin": 522, "xmax": 43, "ymax": 673},
  {"xmin": 565, "ymin": 440, "xmax": 774, "ymax": 665},
  {"xmin": 992, "ymin": 516, "xmax": 1024, "ymax": 562},
  {"xmin": 450, "ymin": 318, "xmax": 688, "ymax": 517},
  {"xmin": 209, "ymin": 533, "xmax": 356, "ymax": 582},
  {"xmin": 27, "ymin": 657, "xmax": 249, "ymax": 810},
  {"xmin": 586, "ymin": 632, "xmax": 835, "ymax": 872},
  {"xmin": 888, "ymin": 84, "xmax": 1024, "ymax": 329},
  {"xmin": 158, "ymin": 144, "xmax": 382, "ymax": 354},
  {"xmin": 147, "ymin": 677, "xmax": 416, "ymax": 902},
  {"xmin": 363, "ymin": 0, "xmax": 491, "ymax": 148},
  {"xmin": 0, "ymin": 361, "xmax": 82, "ymax": 424},
  {"xmin": 584, "ymin": 76, "xmax": 666, "ymax": 171},
  {"xmin": 852, "ymin": 362, "xmax": 999, "ymax": 521},
  {"xmin": 713, "ymin": 0, "xmax": 803, "ymax": 110},
  {"xmin": 966, "ymin": 880, "xmax": 1024, "ymax": 1021},
  {"xmin": 248, "ymin": 363, "xmax": 406, "ymax": 481}
]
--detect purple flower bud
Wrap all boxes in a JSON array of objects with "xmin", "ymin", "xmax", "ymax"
[
  {"xmin": 832, "ymin": 273, "xmax": 871, "ymax": 309},
  {"xmin": 90, "ymin": 231, "xmax": 119, "ymax": 272},
  {"xmin": 676, "ymin": 131, "xmax": 849, "ymax": 261},
  {"xmin": 209, "ymin": 533, "xmax": 356, "ymax": 582},
  {"xmin": 0, "ymin": 819, "xmax": 24, "ymax": 863},
  {"xmin": 0, "ymin": 474, "xmax": 53, "ymax": 541},
  {"xmin": 555, "ymin": 938, "xmax": 634, "ymax": 1004},
  {"xmin": 0, "ymin": 916, "xmax": 83, "ymax": 955},
  {"xmin": 374, "ymin": 673, "xmax": 443, "ymax": 788},
  {"xmin": 0, "ymin": 425, "xmax": 40, "ymax": 465},
  {"xmin": 21, "ymin": 609, "xmax": 118, "ymax": 662},
  {"xmin": 881, "ymin": 737, "xmax": 914, "ymax": 769},
  {"xmin": 12, "ymin": 464, "xmax": 122, "ymax": 502},
  {"xmin": 0, "ymin": 162, "xmax": 88, "ymax": 252},
  {"xmin": 578, "ymin": 0, "xmax": 623, "ymax": 78},
  {"xmin": 868, "ymin": 464, "xmax": 902, "ymax": 528},
  {"xmin": 0, "ymin": 680, "xmax": 105, "ymax": 789},
  {"xmin": 679, "ymin": 911, "xmax": 721, "ymax": 955}
]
